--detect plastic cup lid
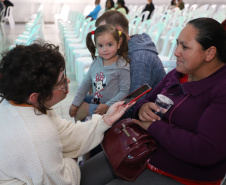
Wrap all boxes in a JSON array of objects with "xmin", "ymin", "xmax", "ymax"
[{"xmin": 157, "ymin": 94, "xmax": 174, "ymax": 105}]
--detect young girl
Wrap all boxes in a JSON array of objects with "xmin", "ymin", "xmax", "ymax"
[{"xmin": 69, "ymin": 24, "xmax": 130, "ymax": 121}]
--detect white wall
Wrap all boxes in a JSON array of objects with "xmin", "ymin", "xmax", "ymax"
[{"xmin": 11, "ymin": 0, "xmax": 226, "ymax": 23}]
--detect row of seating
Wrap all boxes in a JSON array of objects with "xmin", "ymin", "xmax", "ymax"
[
  {"xmin": 9, "ymin": 4, "xmax": 44, "ymax": 49},
  {"xmin": 0, "ymin": 6, "xmax": 15, "ymax": 38},
  {"xmin": 57, "ymin": 12, "xmax": 96, "ymax": 85},
  {"xmin": 127, "ymin": 3, "xmax": 225, "ymax": 73}
]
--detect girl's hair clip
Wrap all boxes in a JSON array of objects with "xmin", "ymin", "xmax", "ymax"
[
  {"xmin": 118, "ymin": 31, "xmax": 122, "ymax": 36},
  {"xmin": 91, "ymin": 31, "xmax": 95, "ymax": 35}
]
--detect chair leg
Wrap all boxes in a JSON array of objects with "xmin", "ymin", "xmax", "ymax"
[
  {"xmin": 9, "ymin": 17, "xmax": 15, "ymax": 29},
  {"xmin": 1, "ymin": 23, "xmax": 5, "ymax": 36}
]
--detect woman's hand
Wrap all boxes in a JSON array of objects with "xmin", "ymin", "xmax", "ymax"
[
  {"xmin": 103, "ymin": 101, "xmax": 135, "ymax": 126},
  {"xmin": 138, "ymin": 102, "xmax": 160, "ymax": 122},
  {"xmin": 132, "ymin": 119, "xmax": 152, "ymax": 131}
]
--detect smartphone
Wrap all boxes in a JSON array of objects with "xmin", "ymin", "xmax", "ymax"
[{"xmin": 122, "ymin": 84, "xmax": 152, "ymax": 105}]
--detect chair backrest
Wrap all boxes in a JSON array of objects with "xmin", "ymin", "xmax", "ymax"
[
  {"xmin": 183, "ymin": 12, "xmax": 194, "ymax": 24},
  {"xmin": 27, "ymin": 11, "xmax": 43, "ymax": 26},
  {"xmin": 193, "ymin": 4, "xmax": 209, "ymax": 17},
  {"xmin": 137, "ymin": 5, "xmax": 145, "ymax": 13},
  {"xmin": 81, "ymin": 20, "xmax": 96, "ymax": 45},
  {"xmin": 5, "ymin": 6, "xmax": 11, "ymax": 18},
  {"xmin": 157, "ymin": 12, "xmax": 172, "ymax": 36},
  {"xmin": 160, "ymin": 27, "xmax": 182, "ymax": 60},
  {"xmin": 134, "ymin": 5, "xmax": 144, "ymax": 18},
  {"xmin": 59, "ymin": 4, "xmax": 70, "ymax": 22},
  {"xmin": 129, "ymin": 17, "xmax": 142, "ymax": 35},
  {"xmin": 217, "ymin": 4, "xmax": 226, "ymax": 13},
  {"xmin": 162, "ymin": 60, "xmax": 176, "ymax": 74},
  {"xmin": 148, "ymin": 22, "xmax": 164, "ymax": 46},
  {"xmin": 37, "ymin": 3, "xmax": 44, "ymax": 12},
  {"xmin": 138, "ymin": 19, "xmax": 152, "ymax": 34},
  {"xmin": 0, "ymin": 8, "xmax": 5, "ymax": 36},
  {"xmin": 77, "ymin": 17, "xmax": 92, "ymax": 41},
  {"xmin": 0, "ymin": 8, "xmax": 5, "ymax": 23},
  {"xmin": 151, "ymin": 6, "xmax": 165, "ymax": 25},
  {"xmin": 73, "ymin": 14, "xmax": 85, "ymax": 37},
  {"xmin": 4, "ymin": 6, "xmax": 15, "ymax": 29},
  {"xmin": 66, "ymin": 10, "xmax": 76, "ymax": 24},
  {"xmin": 128, "ymin": 5, "xmax": 138, "ymax": 20},
  {"xmin": 25, "ymin": 24, "xmax": 42, "ymax": 45},
  {"xmin": 184, "ymin": 3, "xmax": 190, "ymax": 9},
  {"xmin": 189, "ymin": 4, "xmax": 198, "ymax": 13},
  {"xmin": 171, "ymin": 16, "xmax": 186, "ymax": 29},
  {"xmin": 139, "ymin": 11, "xmax": 149, "ymax": 22},
  {"xmin": 208, "ymin": 4, "xmax": 217, "ymax": 14},
  {"xmin": 212, "ymin": 11, "xmax": 226, "ymax": 23},
  {"xmin": 83, "ymin": 4, "xmax": 95, "ymax": 16}
]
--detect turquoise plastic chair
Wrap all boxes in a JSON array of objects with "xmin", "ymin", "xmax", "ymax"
[
  {"xmin": 138, "ymin": 19, "xmax": 152, "ymax": 34},
  {"xmin": 147, "ymin": 22, "xmax": 164, "ymax": 46},
  {"xmin": 159, "ymin": 27, "xmax": 182, "ymax": 62},
  {"xmin": 0, "ymin": 9, "xmax": 6, "ymax": 37},
  {"xmin": 129, "ymin": 17, "xmax": 142, "ymax": 35},
  {"xmin": 139, "ymin": 11, "xmax": 149, "ymax": 22},
  {"xmin": 162, "ymin": 60, "xmax": 176, "ymax": 74},
  {"xmin": 69, "ymin": 20, "xmax": 96, "ymax": 72},
  {"xmin": 64, "ymin": 17, "xmax": 91, "ymax": 67}
]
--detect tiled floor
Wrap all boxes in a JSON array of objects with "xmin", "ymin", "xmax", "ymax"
[{"xmin": 0, "ymin": 22, "xmax": 79, "ymax": 122}]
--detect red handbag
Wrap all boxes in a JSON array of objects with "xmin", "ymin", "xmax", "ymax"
[{"xmin": 102, "ymin": 118, "xmax": 157, "ymax": 181}]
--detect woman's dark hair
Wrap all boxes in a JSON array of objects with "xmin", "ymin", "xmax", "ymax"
[
  {"xmin": 86, "ymin": 24, "xmax": 129, "ymax": 64},
  {"xmin": 0, "ymin": 41, "xmax": 65, "ymax": 114},
  {"xmin": 117, "ymin": 0, "xmax": 129, "ymax": 14},
  {"xmin": 187, "ymin": 18, "xmax": 226, "ymax": 63},
  {"xmin": 105, "ymin": 0, "xmax": 114, "ymax": 10}
]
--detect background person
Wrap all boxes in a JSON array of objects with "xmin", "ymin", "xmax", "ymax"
[
  {"xmin": 169, "ymin": 0, "xmax": 177, "ymax": 9},
  {"xmin": 2, "ymin": 0, "xmax": 13, "ymax": 16},
  {"xmin": 141, "ymin": 0, "xmax": 155, "ymax": 20},
  {"xmin": 0, "ymin": 41, "xmax": 133, "ymax": 185},
  {"xmin": 86, "ymin": 0, "xmax": 101, "ymax": 20},
  {"xmin": 105, "ymin": 0, "xmax": 115, "ymax": 11},
  {"xmin": 80, "ymin": 17, "xmax": 226, "ymax": 185},
  {"xmin": 175, "ymin": 0, "xmax": 184, "ymax": 10},
  {"xmin": 115, "ymin": 0, "xmax": 129, "ymax": 16}
]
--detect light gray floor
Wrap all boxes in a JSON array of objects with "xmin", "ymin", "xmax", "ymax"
[{"xmin": 0, "ymin": 22, "xmax": 79, "ymax": 122}]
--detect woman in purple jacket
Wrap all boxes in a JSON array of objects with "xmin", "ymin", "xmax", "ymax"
[
  {"xmin": 134, "ymin": 17, "xmax": 226, "ymax": 184},
  {"xmin": 80, "ymin": 18, "xmax": 226, "ymax": 185}
]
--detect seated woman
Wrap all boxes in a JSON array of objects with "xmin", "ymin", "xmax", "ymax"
[
  {"xmin": 0, "ymin": 41, "xmax": 133, "ymax": 185},
  {"xmin": 105, "ymin": 0, "xmax": 115, "ymax": 11},
  {"xmin": 80, "ymin": 18, "xmax": 226, "ymax": 185},
  {"xmin": 115, "ymin": 0, "xmax": 129, "ymax": 16}
]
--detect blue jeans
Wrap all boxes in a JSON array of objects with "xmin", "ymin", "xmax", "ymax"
[{"xmin": 84, "ymin": 95, "xmax": 98, "ymax": 117}]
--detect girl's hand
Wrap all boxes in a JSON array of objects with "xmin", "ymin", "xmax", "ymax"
[
  {"xmin": 69, "ymin": 105, "xmax": 79, "ymax": 117},
  {"xmin": 132, "ymin": 119, "xmax": 153, "ymax": 131},
  {"xmin": 94, "ymin": 104, "xmax": 109, "ymax": 115},
  {"xmin": 103, "ymin": 101, "xmax": 135, "ymax": 126},
  {"xmin": 138, "ymin": 102, "xmax": 160, "ymax": 122}
]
